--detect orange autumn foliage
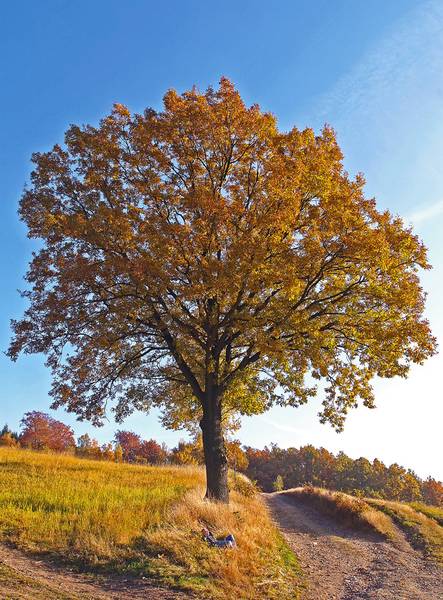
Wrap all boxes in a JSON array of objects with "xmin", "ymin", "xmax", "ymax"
[{"xmin": 19, "ymin": 411, "xmax": 75, "ymax": 452}]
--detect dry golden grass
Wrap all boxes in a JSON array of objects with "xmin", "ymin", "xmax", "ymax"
[
  {"xmin": 144, "ymin": 477, "xmax": 302, "ymax": 599},
  {"xmin": 0, "ymin": 446, "xmax": 200, "ymax": 558},
  {"xmin": 0, "ymin": 447, "xmax": 301, "ymax": 599},
  {"xmin": 367, "ymin": 499, "xmax": 443, "ymax": 564},
  {"xmin": 285, "ymin": 486, "xmax": 399, "ymax": 541}
]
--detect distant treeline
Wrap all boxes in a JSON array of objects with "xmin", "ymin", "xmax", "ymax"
[
  {"xmin": 244, "ymin": 444, "xmax": 443, "ymax": 506},
  {"xmin": 0, "ymin": 411, "xmax": 246, "ymax": 470},
  {"xmin": 2, "ymin": 412, "xmax": 442, "ymax": 506}
]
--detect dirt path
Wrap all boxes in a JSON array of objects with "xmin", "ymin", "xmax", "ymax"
[
  {"xmin": 0, "ymin": 543, "xmax": 191, "ymax": 600},
  {"xmin": 264, "ymin": 492, "xmax": 443, "ymax": 600}
]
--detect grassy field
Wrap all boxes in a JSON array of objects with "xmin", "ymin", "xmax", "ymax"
[{"xmin": 0, "ymin": 447, "xmax": 301, "ymax": 599}]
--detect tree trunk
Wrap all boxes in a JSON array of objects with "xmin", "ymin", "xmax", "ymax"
[{"xmin": 200, "ymin": 391, "xmax": 229, "ymax": 503}]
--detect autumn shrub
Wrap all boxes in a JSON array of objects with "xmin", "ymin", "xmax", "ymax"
[
  {"xmin": 228, "ymin": 470, "xmax": 257, "ymax": 498},
  {"xmin": 0, "ymin": 432, "xmax": 17, "ymax": 447},
  {"xmin": 273, "ymin": 475, "xmax": 285, "ymax": 492}
]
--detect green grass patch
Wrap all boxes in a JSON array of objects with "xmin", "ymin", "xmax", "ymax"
[{"xmin": 409, "ymin": 502, "xmax": 443, "ymax": 527}]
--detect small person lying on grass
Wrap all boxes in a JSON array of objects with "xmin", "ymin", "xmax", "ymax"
[{"xmin": 202, "ymin": 527, "xmax": 236, "ymax": 548}]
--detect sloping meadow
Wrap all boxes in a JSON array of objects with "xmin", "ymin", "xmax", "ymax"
[
  {"xmin": 367, "ymin": 498, "xmax": 443, "ymax": 564},
  {"xmin": 279, "ymin": 486, "xmax": 443, "ymax": 566},
  {"xmin": 0, "ymin": 447, "xmax": 301, "ymax": 599}
]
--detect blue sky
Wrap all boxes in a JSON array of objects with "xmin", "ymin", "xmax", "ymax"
[{"xmin": 1, "ymin": 0, "xmax": 442, "ymax": 478}]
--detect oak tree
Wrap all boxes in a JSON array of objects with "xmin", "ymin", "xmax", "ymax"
[{"xmin": 9, "ymin": 79, "xmax": 436, "ymax": 502}]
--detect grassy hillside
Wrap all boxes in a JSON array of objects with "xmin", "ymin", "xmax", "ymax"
[
  {"xmin": 367, "ymin": 498, "xmax": 443, "ymax": 564},
  {"xmin": 281, "ymin": 487, "xmax": 399, "ymax": 541},
  {"xmin": 409, "ymin": 502, "xmax": 443, "ymax": 527},
  {"xmin": 279, "ymin": 486, "xmax": 443, "ymax": 566},
  {"xmin": 0, "ymin": 447, "xmax": 301, "ymax": 599}
]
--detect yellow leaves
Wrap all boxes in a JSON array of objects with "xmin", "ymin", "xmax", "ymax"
[
  {"xmin": 113, "ymin": 103, "xmax": 131, "ymax": 118},
  {"xmin": 11, "ymin": 78, "xmax": 437, "ymax": 435},
  {"xmin": 42, "ymin": 212, "xmax": 60, "ymax": 228}
]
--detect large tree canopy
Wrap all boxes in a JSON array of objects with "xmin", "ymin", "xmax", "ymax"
[{"xmin": 9, "ymin": 79, "xmax": 436, "ymax": 501}]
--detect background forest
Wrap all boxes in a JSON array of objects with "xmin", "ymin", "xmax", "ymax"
[{"xmin": 1, "ymin": 411, "xmax": 442, "ymax": 506}]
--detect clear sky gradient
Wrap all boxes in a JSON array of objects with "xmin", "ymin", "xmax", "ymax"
[{"xmin": 1, "ymin": 0, "xmax": 442, "ymax": 478}]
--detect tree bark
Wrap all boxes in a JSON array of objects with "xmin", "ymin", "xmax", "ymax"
[{"xmin": 200, "ymin": 390, "xmax": 229, "ymax": 503}]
